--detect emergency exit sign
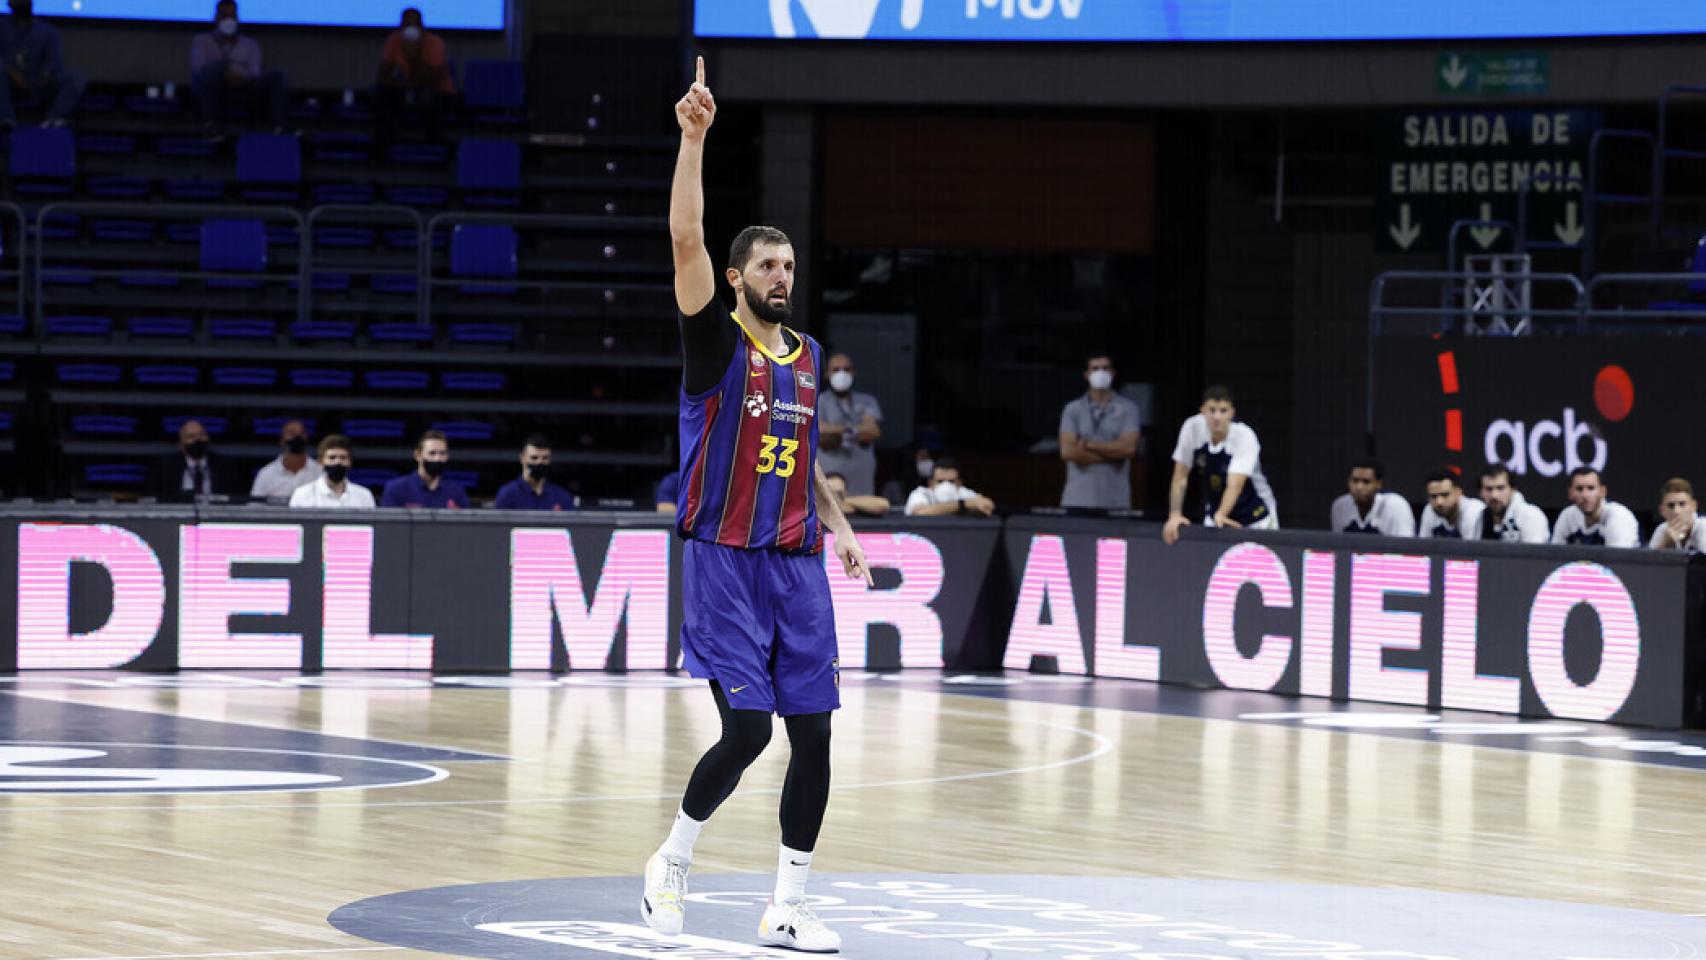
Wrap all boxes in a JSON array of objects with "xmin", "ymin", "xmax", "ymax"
[{"xmin": 1437, "ymin": 51, "xmax": 1549, "ymax": 96}]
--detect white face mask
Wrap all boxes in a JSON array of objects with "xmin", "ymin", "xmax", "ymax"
[
  {"xmin": 829, "ymin": 370, "xmax": 854, "ymax": 393},
  {"xmin": 217, "ymin": 17, "xmax": 238, "ymax": 34},
  {"xmin": 402, "ymin": 24, "xmax": 421, "ymax": 40},
  {"xmin": 933, "ymin": 480, "xmax": 960, "ymax": 500},
  {"xmin": 1088, "ymin": 370, "xmax": 1113, "ymax": 391},
  {"xmin": 916, "ymin": 459, "xmax": 934, "ymax": 479}
]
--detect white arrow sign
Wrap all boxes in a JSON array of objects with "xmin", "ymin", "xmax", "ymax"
[
  {"xmin": 1554, "ymin": 201, "xmax": 1585, "ymax": 246},
  {"xmin": 1389, "ymin": 203, "xmax": 1422, "ymax": 250},
  {"xmin": 1470, "ymin": 202, "xmax": 1502, "ymax": 249},
  {"xmin": 1440, "ymin": 54, "xmax": 1470, "ymax": 90}
]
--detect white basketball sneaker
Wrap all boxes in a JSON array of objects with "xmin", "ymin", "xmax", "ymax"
[
  {"xmin": 640, "ymin": 851, "xmax": 689, "ymax": 935},
  {"xmin": 758, "ymin": 896, "xmax": 841, "ymax": 953}
]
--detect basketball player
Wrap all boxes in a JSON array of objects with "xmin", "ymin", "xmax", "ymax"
[
  {"xmin": 1649, "ymin": 477, "xmax": 1706, "ymax": 553},
  {"xmin": 1330, "ymin": 459, "xmax": 1414, "ymax": 536},
  {"xmin": 1478, "ymin": 464, "xmax": 1549, "ymax": 543},
  {"xmin": 1418, "ymin": 469, "xmax": 1483, "ymax": 538},
  {"xmin": 641, "ymin": 57, "xmax": 871, "ymax": 954},
  {"xmin": 1163, "ymin": 385, "xmax": 1278, "ymax": 545},
  {"xmin": 1552, "ymin": 467, "xmax": 1639, "ymax": 547}
]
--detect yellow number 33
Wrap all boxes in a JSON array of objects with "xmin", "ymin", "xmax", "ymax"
[{"xmin": 756, "ymin": 435, "xmax": 800, "ymax": 478}]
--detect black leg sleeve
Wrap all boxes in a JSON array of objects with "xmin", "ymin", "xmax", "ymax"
[
  {"xmin": 779, "ymin": 711, "xmax": 832, "ymax": 851},
  {"xmin": 680, "ymin": 681, "xmax": 774, "ymax": 821}
]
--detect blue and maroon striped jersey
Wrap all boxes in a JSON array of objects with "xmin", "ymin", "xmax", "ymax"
[{"xmin": 677, "ymin": 311, "xmax": 823, "ymax": 553}]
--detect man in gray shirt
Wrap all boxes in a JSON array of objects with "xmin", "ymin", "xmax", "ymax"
[
  {"xmin": 1059, "ymin": 353, "xmax": 1141, "ymax": 509},
  {"xmin": 817, "ymin": 351, "xmax": 883, "ymax": 496}
]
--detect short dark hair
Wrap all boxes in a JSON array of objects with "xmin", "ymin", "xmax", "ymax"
[
  {"xmin": 1569, "ymin": 466, "xmax": 1603, "ymax": 484},
  {"xmin": 1425, "ymin": 468, "xmax": 1460, "ymax": 489},
  {"xmin": 1350, "ymin": 459, "xmax": 1385, "ymax": 481},
  {"xmin": 728, "ymin": 226, "xmax": 792, "ymax": 273},
  {"xmin": 318, "ymin": 434, "xmax": 351, "ymax": 458},
  {"xmin": 215, "ymin": 0, "xmax": 236, "ymax": 13},
  {"xmin": 1202, "ymin": 384, "xmax": 1235, "ymax": 405},
  {"xmin": 400, "ymin": 5, "xmax": 421, "ymax": 21},
  {"xmin": 1085, "ymin": 352, "xmax": 1113, "ymax": 368},
  {"xmin": 415, "ymin": 429, "xmax": 447, "ymax": 451},
  {"xmin": 932, "ymin": 456, "xmax": 960, "ymax": 475},
  {"xmin": 1479, "ymin": 463, "xmax": 1514, "ymax": 486},
  {"xmin": 522, "ymin": 433, "xmax": 552, "ymax": 451}
]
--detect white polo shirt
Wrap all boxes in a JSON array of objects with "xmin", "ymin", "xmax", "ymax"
[
  {"xmin": 1419, "ymin": 496, "xmax": 1484, "ymax": 539},
  {"xmin": 1649, "ymin": 517, "xmax": 1706, "ymax": 554},
  {"xmin": 1332, "ymin": 491, "xmax": 1415, "ymax": 537},
  {"xmin": 288, "ymin": 476, "xmax": 376, "ymax": 509},
  {"xmin": 251, "ymin": 455, "xmax": 323, "ymax": 500},
  {"xmin": 1479, "ymin": 491, "xmax": 1551, "ymax": 543},
  {"xmin": 1552, "ymin": 501, "xmax": 1639, "ymax": 548}
]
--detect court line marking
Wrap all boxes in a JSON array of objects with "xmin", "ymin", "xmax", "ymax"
[
  {"xmin": 0, "ymin": 741, "xmax": 450, "ymax": 795},
  {"xmin": 0, "ymin": 702, "xmax": 1114, "ymax": 812},
  {"xmin": 47, "ymin": 947, "xmax": 403, "ymax": 960}
]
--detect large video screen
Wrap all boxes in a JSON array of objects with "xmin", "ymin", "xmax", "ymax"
[
  {"xmin": 695, "ymin": 0, "xmax": 1706, "ymax": 42},
  {"xmin": 34, "ymin": 0, "xmax": 502, "ymax": 30}
]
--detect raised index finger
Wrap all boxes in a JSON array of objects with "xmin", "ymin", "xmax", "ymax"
[{"xmin": 695, "ymin": 55, "xmax": 705, "ymax": 87}]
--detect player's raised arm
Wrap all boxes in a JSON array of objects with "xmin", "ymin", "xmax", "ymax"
[{"xmin": 671, "ymin": 55, "xmax": 718, "ymax": 316}]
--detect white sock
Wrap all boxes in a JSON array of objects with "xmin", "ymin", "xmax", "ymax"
[
  {"xmin": 774, "ymin": 844, "xmax": 813, "ymax": 902},
  {"xmin": 659, "ymin": 809, "xmax": 704, "ymax": 862}
]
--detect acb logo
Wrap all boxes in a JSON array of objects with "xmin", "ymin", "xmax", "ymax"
[{"xmin": 1482, "ymin": 364, "xmax": 1631, "ymax": 478}]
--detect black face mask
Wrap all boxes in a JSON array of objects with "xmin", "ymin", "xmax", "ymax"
[
  {"xmin": 526, "ymin": 463, "xmax": 549, "ymax": 481},
  {"xmin": 421, "ymin": 460, "xmax": 446, "ymax": 479},
  {"xmin": 284, "ymin": 436, "xmax": 309, "ymax": 455},
  {"xmin": 324, "ymin": 464, "xmax": 349, "ymax": 484},
  {"xmin": 186, "ymin": 439, "xmax": 209, "ymax": 459}
]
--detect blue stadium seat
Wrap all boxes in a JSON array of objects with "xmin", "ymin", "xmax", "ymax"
[
  {"xmin": 38, "ymin": 212, "xmax": 78, "ymax": 239},
  {"xmin": 385, "ymin": 185, "xmax": 448, "ymax": 207},
  {"xmin": 0, "ymin": 315, "xmax": 22, "ymax": 335},
  {"xmin": 92, "ymin": 219, "xmax": 155, "ymax": 242},
  {"xmin": 164, "ymin": 179, "xmax": 224, "ymax": 201},
  {"xmin": 450, "ymin": 224, "xmax": 518, "ymax": 295},
  {"xmin": 349, "ymin": 468, "xmax": 396, "ymax": 489},
  {"xmin": 128, "ymin": 316, "xmax": 195, "ymax": 338},
  {"xmin": 163, "ymin": 415, "xmax": 227, "ymax": 436},
  {"xmin": 313, "ymin": 182, "xmax": 377, "ymax": 205},
  {"xmin": 370, "ymin": 273, "xmax": 417, "ymax": 295},
  {"xmin": 462, "ymin": 61, "xmax": 526, "ymax": 124},
  {"xmin": 212, "ymin": 367, "xmax": 277, "ymax": 387},
  {"xmin": 45, "ymin": 315, "xmax": 112, "ymax": 337},
  {"xmin": 135, "ymin": 365, "xmax": 199, "ymax": 386},
  {"xmin": 313, "ymin": 226, "xmax": 376, "ymax": 249},
  {"xmin": 254, "ymin": 416, "xmax": 317, "ymax": 436},
  {"xmin": 0, "ymin": 361, "xmax": 13, "ymax": 383},
  {"xmin": 369, "ymin": 323, "xmax": 434, "ymax": 344},
  {"xmin": 308, "ymin": 133, "xmax": 371, "ymax": 164},
  {"xmin": 78, "ymin": 133, "xmax": 137, "ymax": 156},
  {"xmin": 210, "ymin": 317, "xmax": 277, "ymax": 340},
  {"xmin": 289, "ymin": 368, "xmax": 352, "ymax": 389},
  {"xmin": 292, "ymin": 320, "xmax": 357, "ymax": 343},
  {"xmin": 457, "ymin": 138, "xmax": 521, "ymax": 207},
  {"xmin": 0, "ymin": 410, "xmax": 11, "ymax": 431},
  {"xmin": 202, "ymin": 219, "xmax": 267, "ymax": 289},
  {"xmin": 306, "ymin": 272, "xmax": 352, "ymax": 293},
  {"xmin": 389, "ymin": 143, "xmax": 448, "ymax": 166},
  {"xmin": 42, "ymin": 268, "xmax": 93, "ymax": 287},
  {"xmin": 384, "ymin": 228, "xmax": 423, "ymax": 249},
  {"xmin": 71, "ymin": 414, "xmax": 136, "ymax": 434},
  {"xmin": 88, "ymin": 175, "xmax": 149, "ymax": 199},
  {"xmin": 125, "ymin": 94, "xmax": 181, "ymax": 116},
  {"xmin": 364, "ymin": 370, "xmax": 430, "ymax": 391},
  {"xmin": 77, "ymin": 92, "xmax": 116, "ymax": 114},
  {"xmin": 430, "ymin": 421, "xmax": 495, "ymax": 442},
  {"xmin": 120, "ymin": 272, "xmax": 181, "ymax": 289},
  {"xmin": 449, "ymin": 322, "xmax": 517, "ymax": 345},
  {"xmin": 164, "ymin": 222, "xmax": 203, "ymax": 244},
  {"xmin": 85, "ymin": 463, "xmax": 147, "ymax": 486},
  {"xmin": 343, "ymin": 418, "xmax": 406, "ymax": 439},
  {"xmin": 57, "ymin": 362, "xmax": 120, "ymax": 383},
  {"xmin": 155, "ymin": 137, "xmax": 219, "ymax": 158},
  {"xmin": 10, "ymin": 127, "xmax": 75, "ymax": 193},
  {"xmin": 442, "ymin": 371, "xmax": 506, "ymax": 391}
]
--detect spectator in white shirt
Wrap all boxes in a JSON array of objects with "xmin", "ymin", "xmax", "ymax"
[
  {"xmin": 1418, "ymin": 469, "xmax": 1484, "ymax": 539},
  {"xmin": 1551, "ymin": 467, "xmax": 1639, "ymax": 548},
  {"xmin": 1164, "ymin": 384, "xmax": 1278, "ymax": 545},
  {"xmin": 288, "ymin": 435, "xmax": 376, "ymax": 509},
  {"xmin": 1649, "ymin": 477, "xmax": 1706, "ymax": 553},
  {"xmin": 250, "ymin": 418, "xmax": 322, "ymax": 501},
  {"xmin": 1331, "ymin": 459, "xmax": 1414, "ymax": 536},
  {"xmin": 1477, "ymin": 464, "xmax": 1549, "ymax": 543},
  {"xmin": 904, "ymin": 457, "xmax": 995, "ymax": 517}
]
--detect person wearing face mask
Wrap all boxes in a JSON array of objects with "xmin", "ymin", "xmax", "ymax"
[
  {"xmin": 289, "ymin": 435, "xmax": 376, "ymax": 509},
  {"xmin": 249, "ymin": 418, "xmax": 323, "ymax": 502},
  {"xmin": 816, "ymin": 352, "xmax": 883, "ymax": 497},
  {"xmin": 190, "ymin": 0, "xmax": 290, "ymax": 135},
  {"xmin": 1058, "ymin": 352, "xmax": 1142, "ymax": 510},
  {"xmin": 152, "ymin": 418, "xmax": 236, "ymax": 502},
  {"xmin": 381, "ymin": 429, "xmax": 469, "ymax": 508},
  {"xmin": 904, "ymin": 457, "xmax": 995, "ymax": 517},
  {"xmin": 0, "ymin": 0, "xmax": 85, "ymax": 130},
  {"xmin": 374, "ymin": 7, "xmax": 453, "ymax": 150},
  {"xmin": 493, "ymin": 434, "xmax": 577, "ymax": 511}
]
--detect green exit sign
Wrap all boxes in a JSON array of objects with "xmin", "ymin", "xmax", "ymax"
[{"xmin": 1437, "ymin": 51, "xmax": 1549, "ymax": 96}]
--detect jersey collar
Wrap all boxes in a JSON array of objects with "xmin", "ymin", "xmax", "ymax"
[{"xmin": 732, "ymin": 311, "xmax": 803, "ymax": 365}]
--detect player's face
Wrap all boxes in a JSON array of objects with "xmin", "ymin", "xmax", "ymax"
[
  {"xmin": 417, "ymin": 439, "xmax": 449, "ymax": 464},
  {"xmin": 521, "ymin": 445, "xmax": 551, "ymax": 468},
  {"xmin": 1480, "ymin": 474, "xmax": 1512, "ymax": 511},
  {"xmin": 1662, "ymin": 492, "xmax": 1697, "ymax": 524},
  {"xmin": 1570, "ymin": 474, "xmax": 1604, "ymax": 514},
  {"xmin": 322, "ymin": 448, "xmax": 351, "ymax": 469},
  {"xmin": 1201, "ymin": 400, "xmax": 1234, "ymax": 439},
  {"xmin": 1427, "ymin": 479, "xmax": 1460, "ymax": 516},
  {"xmin": 1348, "ymin": 468, "xmax": 1380, "ymax": 506},
  {"xmin": 734, "ymin": 242, "xmax": 795, "ymax": 325}
]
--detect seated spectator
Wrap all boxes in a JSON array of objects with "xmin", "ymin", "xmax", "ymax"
[
  {"xmin": 381, "ymin": 429, "xmax": 468, "ymax": 508},
  {"xmin": 152, "ymin": 419, "xmax": 236, "ymax": 502},
  {"xmin": 825, "ymin": 471, "xmax": 890, "ymax": 517},
  {"xmin": 904, "ymin": 457, "xmax": 995, "ymax": 517},
  {"xmin": 249, "ymin": 418, "xmax": 321, "ymax": 501},
  {"xmin": 191, "ymin": 0, "xmax": 289, "ymax": 135},
  {"xmin": 0, "ymin": 0, "xmax": 84, "ymax": 129},
  {"xmin": 655, "ymin": 470, "xmax": 680, "ymax": 514},
  {"xmin": 1330, "ymin": 459, "xmax": 1413, "ymax": 536},
  {"xmin": 1418, "ymin": 468, "xmax": 1482, "ymax": 539},
  {"xmin": 374, "ymin": 7, "xmax": 452, "ymax": 148},
  {"xmin": 493, "ymin": 434, "xmax": 576, "ymax": 511},
  {"xmin": 881, "ymin": 447, "xmax": 935, "ymax": 506},
  {"xmin": 1478, "ymin": 464, "xmax": 1549, "ymax": 543},
  {"xmin": 1649, "ymin": 477, "xmax": 1706, "ymax": 553},
  {"xmin": 1552, "ymin": 467, "xmax": 1638, "ymax": 548},
  {"xmin": 289, "ymin": 435, "xmax": 375, "ymax": 508}
]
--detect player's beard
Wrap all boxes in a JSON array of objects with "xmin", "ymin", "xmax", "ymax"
[{"xmin": 744, "ymin": 283, "xmax": 792, "ymax": 325}]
